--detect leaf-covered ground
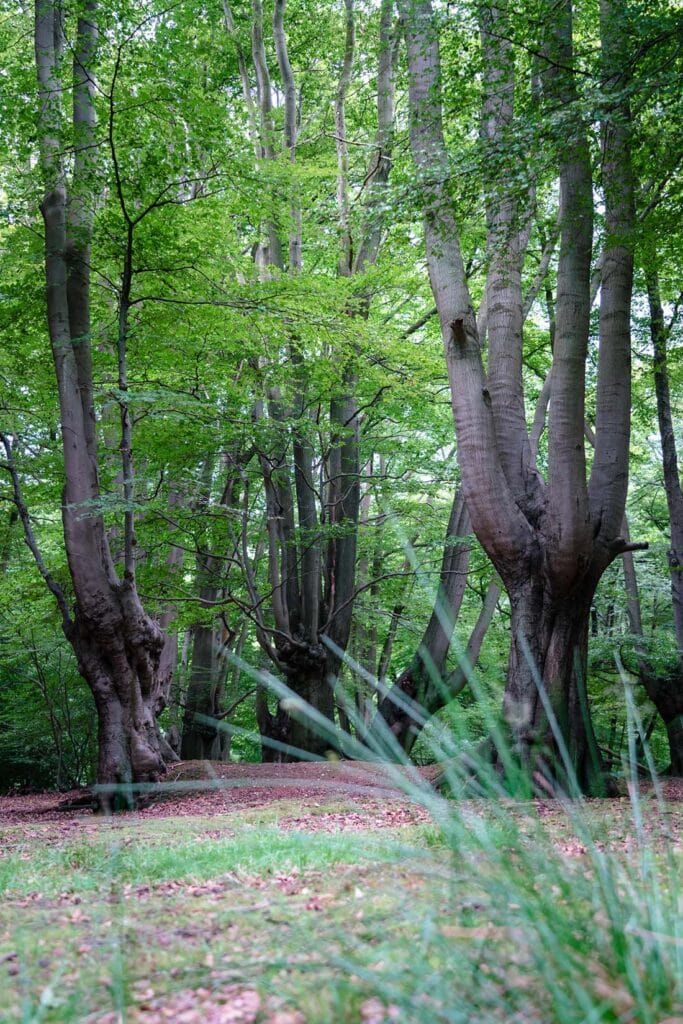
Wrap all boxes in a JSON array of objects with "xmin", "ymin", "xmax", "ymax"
[
  {"xmin": 1, "ymin": 762, "xmax": 682, "ymax": 1023},
  {"xmin": 0, "ymin": 760, "xmax": 442, "ymax": 825}
]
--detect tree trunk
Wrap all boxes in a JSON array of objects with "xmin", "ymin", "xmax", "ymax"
[
  {"xmin": 398, "ymin": 0, "xmax": 636, "ymax": 790},
  {"xmin": 277, "ymin": 640, "xmax": 335, "ymax": 758},
  {"xmin": 69, "ymin": 584, "xmax": 169, "ymax": 808},
  {"xmin": 32, "ymin": 0, "xmax": 170, "ymax": 805},
  {"xmin": 371, "ymin": 488, "xmax": 472, "ymax": 752},
  {"xmin": 665, "ymin": 715, "xmax": 683, "ymax": 776},
  {"xmin": 179, "ymin": 457, "xmax": 241, "ymax": 761},
  {"xmin": 235, "ymin": 0, "xmax": 395, "ymax": 759},
  {"xmin": 504, "ymin": 577, "xmax": 603, "ymax": 793},
  {"xmin": 636, "ymin": 243, "xmax": 683, "ymax": 774},
  {"xmin": 648, "ymin": 268, "xmax": 683, "ymax": 656},
  {"xmin": 181, "ymin": 626, "xmax": 230, "ymax": 761},
  {"xmin": 623, "ymin": 517, "xmax": 683, "ymax": 775}
]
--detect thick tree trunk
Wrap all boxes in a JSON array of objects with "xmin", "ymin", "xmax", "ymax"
[
  {"xmin": 504, "ymin": 577, "xmax": 603, "ymax": 793},
  {"xmin": 398, "ymin": 0, "xmax": 636, "ymax": 790},
  {"xmin": 33, "ymin": 0, "xmax": 171, "ymax": 805},
  {"xmin": 69, "ymin": 584, "xmax": 169, "ymax": 808},
  {"xmin": 277, "ymin": 641, "xmax": 336, "ymax": 758}
]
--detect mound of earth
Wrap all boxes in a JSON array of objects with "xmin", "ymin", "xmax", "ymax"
[{"xmin": 0, "ymin": 759, "xmax": 440, "ymax": 825}]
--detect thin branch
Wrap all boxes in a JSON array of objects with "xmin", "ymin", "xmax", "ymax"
[{"xmin": 0, "ymin": 434, "xmax": 72, "ymax": 630}]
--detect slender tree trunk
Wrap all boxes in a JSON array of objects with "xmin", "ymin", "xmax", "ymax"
[
  {"xmin": 630, "ymin": 267, "xmax": 683, "ymax": 773},
  {"xmin": 372, "ymin": 489, "xmax": 471, "ymax": 751},
  {"xmin": 648, "ymin": 269, "xmax": 683, "ymax": 656},
  {"xmin": 623, "ymin": 515, "xmax": 683, "ymax": 774},
  {"xmin": 181, "ymin": 625, "xmax": 228, "ymax": 760}
]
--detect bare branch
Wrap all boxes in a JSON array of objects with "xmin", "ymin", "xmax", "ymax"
[{"xmin": 0, "ymin": 434, "xmax": 72, "ymax": 630}]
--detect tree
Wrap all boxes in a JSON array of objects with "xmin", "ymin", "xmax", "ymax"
[
  {"xmin": 398, "ymin": 0, "xmax": 643, "ymax": 790},
  {"xmin": 220, "ymin": 0, "xmax": 398, "ymax": 757},
  {"xmin": 639, "ymin": 267, "xmax": 683, "ymax": 771},
  {"xmin": 21, "ymin": 0, "xmax": 183, "ymax": 805}
]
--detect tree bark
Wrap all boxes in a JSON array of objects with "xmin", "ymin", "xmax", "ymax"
[
  {"xmin": 179, "ymin": 456, "xmax": 241, "ymax": 760},
  {"xmin": 232, "ymin": 0, "xmax": 396, "ymax": 757},
  {"xmin": 181, "ymin": 625, "xmax": 230, "ymax": 761},
  {"xmin": 33, "ymin": 0, "xmax": 170, "ymax": 806},
  {"xmin": 398, "ymin": 0, "xmax": 636, "ymax": 790}
]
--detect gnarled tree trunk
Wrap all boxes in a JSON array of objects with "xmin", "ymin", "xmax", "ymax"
[{"xmin": 33, "ymin": 0, "xmax": 170, "ymax": 806}]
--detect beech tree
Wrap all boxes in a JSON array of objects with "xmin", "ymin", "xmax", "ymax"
[
  {"xmin": 219, "ymin": 0, "xmax": 398, "ymax": 757},
  {"xmin": 398, "ymin": 0, "xmax": 644, "ymax": 790},
  {"xmin": 1, "ymin": 0, "xmax": 680, "ymax": 792},
  {"xmin": 641, "ymin": 266, "xmax": 683, "ymax": 771},
  {"xmin": 22, "ymin": 0, "xmax": 179, "ymax": 804}
]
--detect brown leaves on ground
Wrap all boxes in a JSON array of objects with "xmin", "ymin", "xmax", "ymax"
[
  {"xmin": 93, "ymin": 984, "xmax": 305, "ymax": 1024},
  {"xmin": 0, "ymin": 760, "xmax": 436, "ymax": 826},
  {"xmin": 93, "ymin": 984, "xmax": 404, "ymax": 1024},
  {"xmin": 3, "ymin": 762, "xmax": 683, "ymax": 831}
]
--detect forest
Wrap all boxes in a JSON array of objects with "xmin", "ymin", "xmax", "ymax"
[
  {"xmin": 0, "ymin": 0, "xmax": 681, "ymax": 800},
  {"xmin": 0, "ymin": 1, "xmax": 682, "ymax": 1021}
]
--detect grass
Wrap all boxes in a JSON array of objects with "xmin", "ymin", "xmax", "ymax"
[
  {"xmin": 0, "ymin": 822, "xmax": 412, "ymax": 898},
  {"xmin": 1, "ymin": 784, "xmax": 681, "ymax": 1024}
]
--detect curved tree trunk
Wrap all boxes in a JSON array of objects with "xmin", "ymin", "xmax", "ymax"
[
  {"xmin": 33, "ymin": 0, "xmax": 170, "ymax": 807},
  {"xmin": 398, "ymin": 0, "xmax": 636, "ymax": 791}
]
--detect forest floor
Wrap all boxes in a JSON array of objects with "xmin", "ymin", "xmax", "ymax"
[
  {"xmin": 1, "ymin": 761, "xmax": 682, "ymax": 1023},
  {"xmin": 0, "ymin": 760, "xmax": 441, "ymax": 826}
]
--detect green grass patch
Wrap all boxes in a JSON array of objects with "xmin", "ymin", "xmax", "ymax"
[
  {"xmin": 0, "ymin": 823, "xmax": 419, "ymax": 898},
  {"xmin": 1, "ymin": 793, "xmax": 681, "ymax": 1024}
]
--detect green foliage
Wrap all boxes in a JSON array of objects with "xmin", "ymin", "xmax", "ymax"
[{"xmin": 0, "ymin": 0, "xmax": 681, "ymax": 787}]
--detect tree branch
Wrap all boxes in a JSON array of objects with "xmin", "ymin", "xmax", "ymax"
[{"xmin": 0, "ymin": 434, "xmax": 72, "ymax": 630}]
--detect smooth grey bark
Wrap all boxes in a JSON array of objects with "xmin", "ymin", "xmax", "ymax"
[
  {"xmin": 33, "ymin": 0, "xmax": 171, "ymax": 806},
  {"xmin": 399, "ymin": 0, "xmax": 639, "ymax": 791},
  {"xmin": 370, "ymin": 8, "xmax": 560, "ymax": 758}
]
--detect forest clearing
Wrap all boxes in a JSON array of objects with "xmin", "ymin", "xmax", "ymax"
[{"xmin": 1, "ymin": 763, "xmax": 682, "ymax": 1023}]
